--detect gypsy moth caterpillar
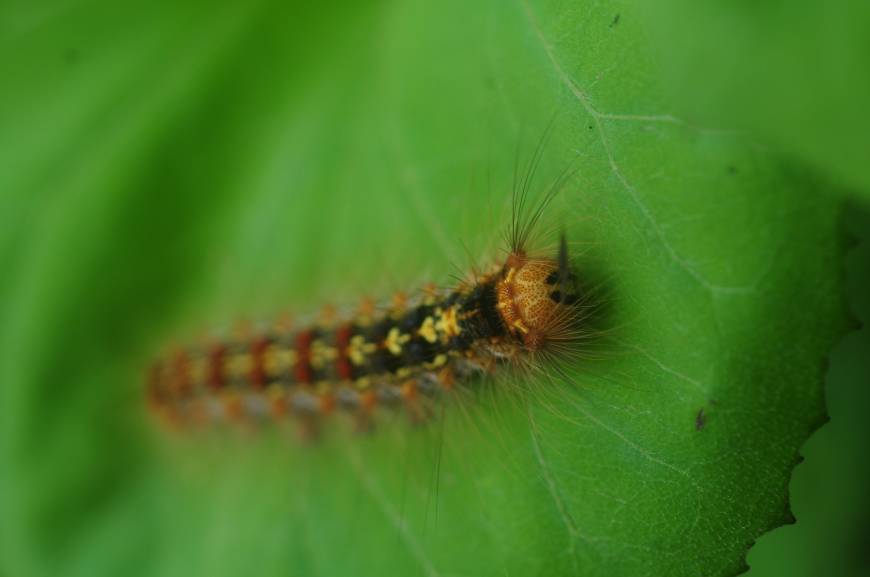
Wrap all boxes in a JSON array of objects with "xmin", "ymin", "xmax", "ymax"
[{"xmin": 145, "ymin": 136, "xmax": 600, "ymax": 438}]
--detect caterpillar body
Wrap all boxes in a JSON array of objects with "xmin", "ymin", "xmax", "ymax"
[{"xmin": 147, "ymin": 188, "xmax": 586, "ymax": 433}]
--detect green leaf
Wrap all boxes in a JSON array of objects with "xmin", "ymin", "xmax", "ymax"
[
  {"xmin": 746, "ymin": 206, "xmax": 870, "ymax": 577},
  {"xmin": 633, "ymin": 0, "xmax": 870, "ymax": 196},
  {"xmin": 0, "ymin": 1, "xmax": 848, "ymax": 577}
]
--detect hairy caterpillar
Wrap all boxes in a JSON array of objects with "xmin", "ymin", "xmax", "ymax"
[{"xmin": 146, "ymin": 160, "xmax": 590, "ymax": 434}]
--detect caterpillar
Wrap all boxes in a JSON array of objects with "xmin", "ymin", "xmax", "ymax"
[{"xmin": 146, "ymin": 167, "xmax": 589, "ymax": 435}]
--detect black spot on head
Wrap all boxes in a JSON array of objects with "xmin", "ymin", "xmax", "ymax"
[{"xmin": 547, "ymin": 270, "xmax": 579, "ymax": 286}]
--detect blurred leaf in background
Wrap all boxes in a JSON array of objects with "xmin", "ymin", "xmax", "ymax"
[
  {"xmin": 0, "ymin": 1, "xmax": 867, "ymax": 577},
  {"xmin": 636, "ymin": 0, "xmax": 870, "ymax": 195},
  {"xmin": 637, "ymin": 2, "xmax": 870, "ymax": 573}
]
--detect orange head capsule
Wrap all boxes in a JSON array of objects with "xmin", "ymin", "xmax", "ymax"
[{"xmin": 495, "ymin": 236, "xmax": 579, "ymax": 351}]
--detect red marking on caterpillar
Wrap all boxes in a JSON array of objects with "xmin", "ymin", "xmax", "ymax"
[
  {"xmin": 293, "ymin": 330, "xmax": 313, "ymax": 385},
  {"xmin": 335, "ymin": 324, "xmax": 354, "ymax": 382},
  {"xmin": 146, "ymin": 146, "xmax": 594, "ymax": 436},
  {"xmin": 248, "ymin": 336, "xmax": 269, "ymax": 390},
  {"xmin": 206, "ymin": 344, "xmax": 226, "ymax": 392}
]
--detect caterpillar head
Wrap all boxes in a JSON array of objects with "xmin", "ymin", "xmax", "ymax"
[{"xmin": 495, "ymin": 236, "xmax": 580, "ymax": 351}]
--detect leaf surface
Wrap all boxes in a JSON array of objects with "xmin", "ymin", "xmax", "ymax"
[{"xmin": 0, "ymin": 1, "xmax": 847, "ymax": 577}]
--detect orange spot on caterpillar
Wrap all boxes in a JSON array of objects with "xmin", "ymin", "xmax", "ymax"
[
  {"xmin": 390, "ymin": 292, "xmax": 408, "ymax": 314},
  {"xmin": 319, "ymin": 393, "xmax": 336, "ymax": 415},
  {"xmin": 400, "ymin": 380, "xmax": 417, "ymax": 401},
  {"xmin": 421, "ymin": 282, "xmax": 439, "ymax": 305},
  {"xmin": 231, "ymin": 318, "xmax": 254, "ymax": 341},
  {"xmin": 273, "ymin": 312, "xmax": 294, "ymax": 334},
  {"xmin": 319, "ymin": 304, "xmax": 338, "ymax": 326},
  {"xmin": 356, "ymin": 297, "xmax": 376, "ymax": 326},
  {"xmin": 223, "ymin": 394, "xmax": 245, "ymax": 421},
  {"xmin": 437, "ymin": 367, "xmax": 456, "ymax": 391},
  {"xmin": 169, "ymin": 349, "xmax": 191, "ymax": 395},
  {"xmin": 270, "ymin": 394, "xmax": 288, "ymax": 418},
  {"xmin": 400, "ymin": 380, "xmax": 428, "ymax": 423},
  {"xmin": 359, "ymin": 389, "xmax": 377, "ymax": 412}
]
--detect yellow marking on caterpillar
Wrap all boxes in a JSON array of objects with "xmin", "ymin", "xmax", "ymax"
[
  {"xmin": 264, "ymin": 345, "xmax": 297, "ymax": 376},
  {"xmin": 397, "ymin": 367, "xmax": 412, "ymax": 378},
  {"xmin": 189, "ymin": 358, "xmax": 208, "ymax": 385},
  {"xmin": 310, "ymin": 340, "xmax": 337, "ymax": 369},
  {"xmin": 386, "ymin": 327, "xmax": 411, "ymax": 355},
  {"xmin": 435, "ymin": 306, "xmax": 461, "ymax": 338},
  {"xmin": 348, "ymin": 335, "xmax": 376, "ymax": 366},
  {"xmin": 424, "ymin": 354, "xmax": 448, "ymax": 369},
  {"xmin": 225, "ymin": 353, "xmax": 252, "ymax": 379},
  {"xmin": 319, "ymin": 304, "xmax": 338, "ymax": 326},
  {"xmin": 418, "ymin": 316, "xmax": 438, "ymax": 343},
  {"xmin": 512, "ymin": 319, "xmax": 530, "ymax": 334},
  {"xmin": 390, "ymin": 292, "xmax": 408, "ymax": 315},
  {"xmin": 422, "ymin": 283, "xmax": 439, "ymax": 305},
  {"xmin": 315, "ymin": 381, "xmax": 333, "ymax": 395},
  {"xmin": 356, "ymin": 298, "xmax": 376, "ymax": 326}
]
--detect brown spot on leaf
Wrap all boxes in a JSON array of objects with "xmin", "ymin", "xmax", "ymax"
[{"xmin": 695, "ymin": 408, "xmax": 707, "ymax": 430}]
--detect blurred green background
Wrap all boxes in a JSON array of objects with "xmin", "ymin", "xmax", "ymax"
[{"xmin": 2, "ymin": 1, "xmax": 869, "ymax": 576}]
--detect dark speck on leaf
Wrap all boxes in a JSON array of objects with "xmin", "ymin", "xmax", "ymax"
[
  {"xmin": 695, "ymin": 408, "xmax": 707, "ymax": 430},
  {"xmin": 727, "ymin": 165, "xmax": 738, "ymax": 175},
  {"xmin": 588, "ymin": 124, "xmax": 593, "ymax": 130},
  {"xmin": 610, "ymin": 14, "xmax": 620, "ymax": 28}
]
